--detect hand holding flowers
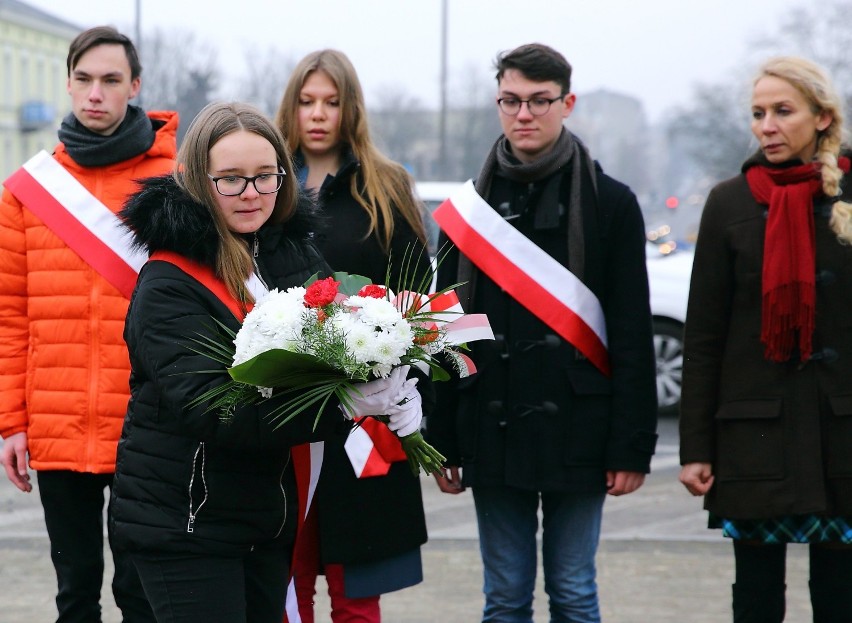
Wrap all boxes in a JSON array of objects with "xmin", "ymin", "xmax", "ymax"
[
  {"xmin": 188, "ymin": 253, "xmax": 493, "ymax": 476},
  {"xmin": 339, "ymin": 366, "xmax": 415, "ymax": 419}
]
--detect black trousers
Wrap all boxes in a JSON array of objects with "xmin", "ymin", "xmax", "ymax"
[
  {"xmin": 37, "ymin": 470, "xmax": 154, "ymax": 623},
  {"xmin": 734, "ymin": 540, "xmax": 852, "ymax": 622},
  {"xmin": 131, "ymin": 542, "xmax": 291, "ymax": 623}
]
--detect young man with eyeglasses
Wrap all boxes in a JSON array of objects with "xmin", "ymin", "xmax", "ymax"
[
  {"xmin": 0, "ymin": 26, "xmax": 177, "ymax": 622},
  {"xmin": 429, "ymin": 43, "xmax": 658, "ymax": 622}
]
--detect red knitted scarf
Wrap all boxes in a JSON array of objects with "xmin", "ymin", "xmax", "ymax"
[{"xmin": 745, "ymin": 158, "xmax": 848, "ymax": 362}]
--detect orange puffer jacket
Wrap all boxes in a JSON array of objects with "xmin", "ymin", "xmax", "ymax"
[{"xmin": 0, "ymin": 110, "xmax": 177, "ymax": 473}]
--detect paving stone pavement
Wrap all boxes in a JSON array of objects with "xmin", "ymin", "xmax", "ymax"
[{"xmin": 1, "ymin": 421, "xmax": 814, "ymax": 622}]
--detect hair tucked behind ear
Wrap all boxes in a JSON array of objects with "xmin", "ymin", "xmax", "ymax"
[{"xmin": 756, "ymin": 56, "xmax": 852, "ymax": 244}]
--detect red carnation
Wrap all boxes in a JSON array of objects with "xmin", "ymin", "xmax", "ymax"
[
  {"xmin": 304, "ymin": 277, "xmax": 340, "ymax": 308},
  {"xmin": 357, "ymin": 284, "xmax": 387, "ymax": 299}
]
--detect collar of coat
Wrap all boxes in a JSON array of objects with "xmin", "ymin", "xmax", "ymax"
[
  {"xmin": 119, "ymin": 174, "xmax": 320, "ymax": 268},
  {"xmin": 294, "ymin": 145, "xmax": 360, "ymax": 194}
]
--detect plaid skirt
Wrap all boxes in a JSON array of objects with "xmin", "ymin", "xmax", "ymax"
[{"xmin": 709, "ymin": 514, "xmax": 852, "ymax": 544}]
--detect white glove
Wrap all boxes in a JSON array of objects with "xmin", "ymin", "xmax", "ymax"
[
  {"xmin": 340, "ymin": 365, "xmax": 411, "ymax": 419},
  {"xmin": 385, "ymin": 385, "xmax": 423, "ymax": 437}
]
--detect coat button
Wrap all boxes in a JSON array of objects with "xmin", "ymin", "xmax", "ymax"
[
  {"xmin": 816, "ymin": 269, "xmax": 836, "ymax": 285},
  {"xmin": 809, "ymin": 347, "xmax": 839, "ymax": 364},
  {"xmin": 514, "ymin": 334, "xmax": 560, "ymax": 353},
  {"xmin": 487, "ymin": 401, "xmax": 507, "ymax": 427},
  {"xmin": 515, "ymin": 402, "xmax": 558, "ymax": 418},
  {"xmin": 493, "ymin": 334, "xmax": 510, "ymax": 360}
]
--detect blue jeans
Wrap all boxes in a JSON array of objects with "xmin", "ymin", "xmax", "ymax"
[{"xmin": 472, "ymin": 485, "xmax": 606, "ymax": 623}]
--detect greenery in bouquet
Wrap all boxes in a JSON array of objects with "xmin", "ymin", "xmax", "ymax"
[{"xmin": 187, "ymin": 249, "xmax": 489, "ymax": 475}]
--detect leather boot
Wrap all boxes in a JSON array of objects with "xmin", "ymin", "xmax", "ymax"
[{"xmin": 732, "ymin": 582, "xmax": 785, "ymax": 623}]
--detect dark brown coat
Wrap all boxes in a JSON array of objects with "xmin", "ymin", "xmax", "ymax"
[{"xmin": 679, "ymin": 157, "xmax": 852, "ymax": 519}]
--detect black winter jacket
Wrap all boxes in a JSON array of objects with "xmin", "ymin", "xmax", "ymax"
[
  {"xmin": 109, "ymin": 175, "xmax": 337, "ymax": 555},
  {"xmin": 428, "ymin": 162, "xmax": 658, "ymax": 492},
  {"xmin": 296, "ymin": 148, "xmax": 429, "ymax": 569}
]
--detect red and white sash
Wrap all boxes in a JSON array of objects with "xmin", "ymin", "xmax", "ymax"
[
  {"xmin": 3, "ymin": 150, "xmax": 147, "ymax": 299},
  {"xmin": 433, "ymin": 180, "xmax": 610, "ymax": 376}
]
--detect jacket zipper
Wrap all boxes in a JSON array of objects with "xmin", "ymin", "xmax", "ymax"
[
  {"xmin": 272, "ymin": 451, "xmax": 292, "ymax": 539},
  {"xmin": 187, "ymin": 442, "xmax": 208, "ymax": 533},
  {"xmin": 252, "ymin": 233, "xmax": 269, "ymax": 291}
]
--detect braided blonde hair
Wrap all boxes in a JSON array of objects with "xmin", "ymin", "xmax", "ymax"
[{"xmin": 757, "ymin": 57, "xmax": 852, "ymax": 243}]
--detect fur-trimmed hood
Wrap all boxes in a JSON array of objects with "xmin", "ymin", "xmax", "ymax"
[{"xmin": 120, "ymin": 174, "xmax": 320, "ymax": 267}]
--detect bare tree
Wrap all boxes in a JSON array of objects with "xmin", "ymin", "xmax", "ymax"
[
  {"xmin": 665, "ymin": 0, "xmax": 852, "ymax": 188},
  {"xmin": 234, "ymin": 46, "xmax": 298, "ymax": 118},
  {"xmin": 667, "ymin": 81, "xmax": 754, "ymax": 184},
  {"xmin": 138, "ymin": 29, "xmax": 220, "ymax": 143},
  {"xmin": 369, "ymin": 86, "xmax": 431, "ymax": 176},
  {"xmin": 448, "ymin": 63, "xmax": 502, "ymax": 181},
  {"xmin": 751, "ymin": 1, "xmax": 852, "ymax": 107}
]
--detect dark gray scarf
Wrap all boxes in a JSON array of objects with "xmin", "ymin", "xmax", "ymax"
[
  {"xmin": 58, "ymin": 105, "xmax": 155, "ymax": 167},
  {"xmin": 457, "ymin": 128, "xmax": 598, "ymax": 307}
]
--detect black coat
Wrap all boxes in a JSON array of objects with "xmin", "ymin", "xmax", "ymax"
[
  {"xmin": 298, "ymin": 148, "xmax": 429, "ymax": 566},
  {"xmin": 427, "ymin": 163, "xmax": 658, "ymax": 492},
  {"xmin": 679, "ymin": 154, "xmax": 852, "ymax": 519},
  {"xmin": 109, "ymin": 176, "xmax": 339, "ymax": 556}
]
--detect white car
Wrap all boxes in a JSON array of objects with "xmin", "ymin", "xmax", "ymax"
[
  {"xmin": 645, "ymin": 242, "xmax": 692, "ymax": 416},
  {"xmin": 415, "ymin": 182, "xmax": 692, "ymax": 416}
]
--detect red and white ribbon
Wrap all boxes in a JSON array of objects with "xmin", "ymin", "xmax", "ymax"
[
  {"xmin": 344, "ymin": 417, "xmax": 407, "ymax": 478},
  {"xmin": 284, "ymin": 441, "xmax": 324, "ymax": 622},
  {"xmin": 433, "ymin": 180, "xmax": 610, "ymax": 376}
]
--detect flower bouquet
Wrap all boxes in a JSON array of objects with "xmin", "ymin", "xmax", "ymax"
[{"xmin": 189, "ymin": 256, "xmax": 493, "ymax": 476}]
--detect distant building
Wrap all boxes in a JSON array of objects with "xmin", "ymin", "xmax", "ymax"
[{"xmin": 0, "ymin": 0, "xmax": 80, "ymax": 178}]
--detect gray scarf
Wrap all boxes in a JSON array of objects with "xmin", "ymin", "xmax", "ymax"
[
  {"xmin": 58, "ymin": 105, "xmax": 155, "ymax": 167},
  {"xmin": 457, "ymin": 128, "xmax": 598, "ymax": 307}
]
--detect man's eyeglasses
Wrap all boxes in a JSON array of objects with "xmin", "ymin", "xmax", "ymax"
[
  {"xmin": 497, "ymin": 96, "xmax": 564, "ymax": 117},
  {"xmin": 207, "ymin": 170, "xmax": 286, "ymax": 196}
]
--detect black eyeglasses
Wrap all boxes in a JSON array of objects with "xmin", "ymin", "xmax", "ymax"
[
  {"xmin": 497, "ymin": 96, "xmax": 564, "ymax": 116},
  {"xmin": 207, "ymin": 170, "xmax": 286, "ymax": 196}
]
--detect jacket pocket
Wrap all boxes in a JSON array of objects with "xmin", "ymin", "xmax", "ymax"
[
  {"xmin": 714, "ymin": 399, "xmax": 784, "ymax": 481},
  {"xmin": 562, "ymin": 366, "xmax": 612, "ymax": 466},
  {"xmin": 827, "ymin": 394, "xmax": 852, "ymax": 476}
]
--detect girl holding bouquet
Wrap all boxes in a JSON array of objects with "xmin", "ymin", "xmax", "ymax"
[
  {"xmin": 108, "ymin": 102, "xmax": 421, "ymax": 623},
  {"xmin": 275, "ymin": 50, "xmax": 431, "ymax": 622}
]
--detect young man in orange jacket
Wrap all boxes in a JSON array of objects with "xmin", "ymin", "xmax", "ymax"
[{"xmin": 0, "ymin": 26, "xmax": 177, "ymax": 622}]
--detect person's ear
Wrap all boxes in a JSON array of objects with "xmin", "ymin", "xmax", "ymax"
[
  {"xmin": 562, "ymin": 93, "xmax": 576, "ymax": 119},
  {"xmin": 129, "ymin": 76, "xmax": 141, "ymax": 100}
]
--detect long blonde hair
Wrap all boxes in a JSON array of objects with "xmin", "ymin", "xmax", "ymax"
[
  {"xmin": 274, "ymin": 49, "xmax": 426, "ymax": 252},
  {"xmin": 176, "ymin": 102, "xmax": 298, "ymax": 303},
  {"xmin": 756, "ymin": 57, "xmax": 852, "ymax": 243}
]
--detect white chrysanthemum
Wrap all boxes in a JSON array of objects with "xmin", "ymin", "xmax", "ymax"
[
  {"xmin": 371, "ymin": 329, "xmax": 409, "ymax": 365},
  {"xmin": 232, "ymin": 287, "xmax": 308, "ymax": 365},
  {"xmin": 345, "ymin": 295, "xmax": 405, "ymax": 330},
  {"xmin": 342, "ymin": 321, "xmax": 377, "ymax": 364},
  {"xmin": 387, "ymin": 318, "xmax": 415, "ymax": 347}
]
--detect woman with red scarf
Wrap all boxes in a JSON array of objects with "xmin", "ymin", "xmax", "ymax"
[{"xmin": 679, "ymin": 57, "xmax": 852, "ymax": 622}]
